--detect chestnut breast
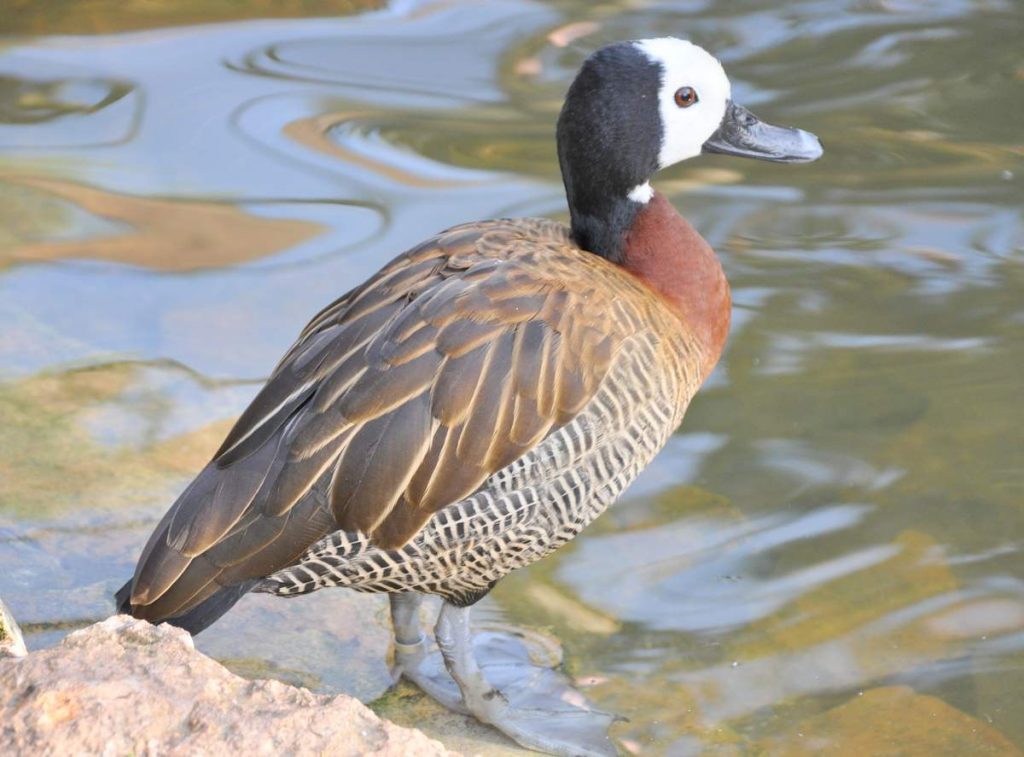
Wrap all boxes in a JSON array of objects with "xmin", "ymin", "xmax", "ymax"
[{"xmin": 621, "ymin": 191, "xmax": 731, "ymax": 379}]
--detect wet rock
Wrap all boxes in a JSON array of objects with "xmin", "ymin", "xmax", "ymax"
[
  {"xmin": 756, "ymin": 685, "xmax": 1022, "ymax": 756},
  {"xmin": 0, "ymin": 598, "xmax": 27, "ymax": 658},
  {"xmin": 0, "ymin": 615, "xmax": 455, "ymax": 756}
]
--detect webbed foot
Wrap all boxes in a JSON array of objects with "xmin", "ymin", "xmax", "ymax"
[{"xmin": 433, "ymin": 600, "xmax": 620, "ymax": 757}]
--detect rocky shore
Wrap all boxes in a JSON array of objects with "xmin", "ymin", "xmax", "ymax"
[
  {"xmin": 0, "ymin": 599, "xmax": 27, "ymax": 659},
  {"xmin": 0, "ymin": 614, "xmax": 455, "ymax": 756}
]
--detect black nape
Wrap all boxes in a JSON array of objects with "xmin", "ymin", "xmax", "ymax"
[{"xmin": 556, "ymin": 42, "xmax": 662, "ymax": 263}]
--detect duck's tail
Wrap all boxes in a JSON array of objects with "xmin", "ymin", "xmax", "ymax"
[{"xmin": 114, "ymin": 578, "xmax": 257, "ymax": 636}]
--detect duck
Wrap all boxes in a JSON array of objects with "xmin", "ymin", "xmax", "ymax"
[{"xmin": 116, "ymin": 37, "xmax": 821, "ymax": 756}]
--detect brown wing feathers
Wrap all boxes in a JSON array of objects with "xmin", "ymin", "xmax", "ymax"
[{"xmin": 127, "ymin": 220, "xmax": 641, "ymax": 621}]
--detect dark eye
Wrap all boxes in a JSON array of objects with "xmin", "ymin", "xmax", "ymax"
[{"xmin": 674, "ymin": 86, "xmax": 698, "ymax": 108}]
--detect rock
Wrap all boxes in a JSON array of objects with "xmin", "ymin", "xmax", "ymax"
[
  {"xmin": 0, "ymin": 615, "xmax": 456, "ymax": 756},
  {"xmin": 755, "ymin": 685, "xmax": 1022, "ymax": 756},
  {"xmin": 0, "ymin": 598, "xmax": 27, "ymax": 658}
]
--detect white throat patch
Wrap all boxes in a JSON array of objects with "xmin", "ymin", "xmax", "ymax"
[
  {"xmin": 627, "ymin": 182, "xmax": 653, "ymax": 204},
  {"xmin": 634, "ymin": 38, "xmax": 732, "ymax": 170}
]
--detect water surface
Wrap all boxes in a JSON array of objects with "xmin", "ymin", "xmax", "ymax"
[{"xmin": 1, "ymin": 0, "xmax": 1022, "ymax": 753}]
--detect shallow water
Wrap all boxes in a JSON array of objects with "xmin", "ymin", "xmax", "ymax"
[{"xmin": 1, "ymin": 0, "xmax": 1022, "ymax": 753}]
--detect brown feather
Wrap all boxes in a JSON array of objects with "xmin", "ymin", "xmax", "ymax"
[
  {"xmin": 337, "ymin": 351, "xmax": 436, "ymax": 422},
  {"xmin": 208, "ymin": 494, "xmax": 335, "ymax": 568},
  {"xmin": 134, "ymin": 554, "xmax": 222, "ymax": 622},
  {"xmin": 332, "ymin": 392, "xmax": 433, "ymax": 533},
  {"xmin": 457, "ymin": 332, "xmax": 514, "ymax": 465},
  {"xmin": 430, "ymin": 346, "xmax": 488, "ymax": 427},
  {"xmin": 257, "ymin": 426, "xmax": 355, "ymax": 517},
  {"xmin": 377, "ymin": 320, "xmax": 439, "ymax": 367},
  {"xmin": 511, "ymin": 320, "xmax": 547, "ymax": 401},
  {"xmin": 404, "ymin": 425, "xmax": 447, "ymax": 509},
  {"xmin": 371, "ymin": 495, "xmax": 432, "ymax": 550},
  {"xmin": 436, "ymin": 319, "xmax": 507, "ymax": 358},
  {"xmin": 124, "ymin": 217, "xmax": 699, "ymax": 625},
  {"xmin": 169, "ymin": 438, "xmax": 279, "ymax": 557},
  {"xmin": 131, "ymin": 533, "xmax": 192, "ymax": 606},
  {"xmin": 415, "ymin": 423, "xmax": 488, "ymax": 512},
  {"xmin": 507, "ymin": 391, "xmax": 552, "ymax": 450}
]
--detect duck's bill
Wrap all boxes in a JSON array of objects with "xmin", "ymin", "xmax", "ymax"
[{"xmin": 702, "ymin": 101, "xmax": 822, "ymax": 163}]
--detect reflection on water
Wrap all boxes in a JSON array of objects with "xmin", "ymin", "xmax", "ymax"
[
  {"xmin": 0, "ymin": 0, "xmax": 1021, "ymax": 753},
  {"xmin": 2, "ymin": 175, "xmax": 332, "ymax": 270}
]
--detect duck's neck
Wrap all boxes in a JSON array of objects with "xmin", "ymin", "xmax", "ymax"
[
  {"xmin": 618, "ymin": 191, "xmax": 731, "ymax": 377},
  {"xmin": 566, "ymin": 187, "xmax": 643, "ymax": 267}
]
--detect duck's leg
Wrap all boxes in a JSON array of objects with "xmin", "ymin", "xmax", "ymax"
[
  {"xmin": 388, "ymin": 592, "xmax": 468, "ymax": 713},
  {"xmin": 389, "ymin": 591, "xmax": 425, "ymax": 647},
  {"xmin": 435, "ymin": 601, "xmax": 618, "ymax": 757}
]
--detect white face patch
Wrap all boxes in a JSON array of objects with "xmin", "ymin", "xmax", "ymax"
[{"xmin": 634, "ymin": 38, "xmax": 732, "ymax": 170}]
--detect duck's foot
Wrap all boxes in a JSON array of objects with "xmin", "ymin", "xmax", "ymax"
[
  {"xmin": 484, "ymin": 704, "xmax": 619, "ymax": 757},
  {"xmin": 434, "ymin": 600, "xmax": 620, "ymax": 757},
  {"xmin": 389, "ymin": 593, "xmax": 469, "ymax": 714}
]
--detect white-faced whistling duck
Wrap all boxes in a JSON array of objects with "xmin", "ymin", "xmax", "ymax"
[{"xmin": 117, "ymin": 38, "xmax": 822, "ymax": 756}]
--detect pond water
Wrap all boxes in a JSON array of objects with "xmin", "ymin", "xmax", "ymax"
[{"xmin": 1, "ymin": 0, "xmax": 1022, "ymax": 753}]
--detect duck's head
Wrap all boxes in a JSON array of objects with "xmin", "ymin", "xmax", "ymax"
[{"xmin": 557, "ymin": 38, "xmax": 822, "ymax": 262}]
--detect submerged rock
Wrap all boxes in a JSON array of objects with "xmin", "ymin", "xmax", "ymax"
[
  {"xmin": 755, "ymin": 685, "xmax": 1022, "ymax": 756},
  {"xmin": 0, "ymin": 615, "xmax": 455, "ymax": 756}
]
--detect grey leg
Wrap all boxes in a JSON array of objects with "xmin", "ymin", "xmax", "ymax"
[
  {"xmin": 389, "ymin": 591, "xmax": 424, "ymax": 646},
  {"xmin": 435, "ymin": 601, "xmax": 506, "ymax": 717},
  {"xmin": 388, "ymin": 593, "xmax": 468, "ymax": 714},
  {"xmin": 435, "ymin": 602, "xmax": 618, "ymax": 757}
]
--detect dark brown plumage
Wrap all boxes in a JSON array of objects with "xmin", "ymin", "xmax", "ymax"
[{"xmin": 123, "ymin": 218, "xmax": 698, "ymax": 625}]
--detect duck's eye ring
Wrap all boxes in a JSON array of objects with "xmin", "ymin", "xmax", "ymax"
[{"xmin": 674, "ymin": 86, "xmax": 698, "ymax": 108}]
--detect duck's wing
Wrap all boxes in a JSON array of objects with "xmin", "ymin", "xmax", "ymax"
[{"xmin": 125, "ymin": 219, "xmax": 659, "ymax": 622}]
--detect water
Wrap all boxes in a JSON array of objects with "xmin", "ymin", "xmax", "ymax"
[{"xmin": 1, "ymin": 0, "xmax": 1022, "ymax": 753}]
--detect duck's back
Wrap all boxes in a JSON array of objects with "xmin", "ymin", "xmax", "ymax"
[{"xmin": 118, "ymin": 217, "xmax": 705, "ymax": 630}]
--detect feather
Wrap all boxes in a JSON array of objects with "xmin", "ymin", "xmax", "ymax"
[{"xmin": 121, "ymin": 216, "xmax": 694, "ymax": 626}]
